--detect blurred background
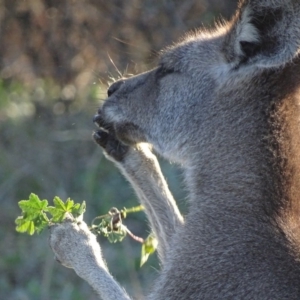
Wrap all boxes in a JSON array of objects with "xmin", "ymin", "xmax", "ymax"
[{"xmin": 0, "ymin": 1, "xmax": 237, "ymax": 299}]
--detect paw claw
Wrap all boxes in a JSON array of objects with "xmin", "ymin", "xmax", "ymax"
[
  {"xmin": 93, "ymin": 110, "xmax": 112, "ymax": 132},
  {"xmin": 93, "ymin": 130, "xmax": 109, "ymax": 147}
]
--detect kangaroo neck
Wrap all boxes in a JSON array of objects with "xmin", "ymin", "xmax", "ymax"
[{"xmin": 184, "ymin": 65, "xmax": 300, "ymax": 246}]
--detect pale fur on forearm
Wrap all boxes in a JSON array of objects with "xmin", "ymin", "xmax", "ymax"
[
  {"xmin": 107, "ymin": 143, "xmax": 184, "ymax": 261},
  {"xmin": 77, "ymin": 262, "xmax": 131, "ymax": 300}
]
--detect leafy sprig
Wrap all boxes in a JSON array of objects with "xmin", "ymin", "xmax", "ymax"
[
  {"xmin": 16, "ymin": 193, "xmax": 157, "ymax": 265},
  {"xmin": 90, "ymin": 205, "xmax": 158, "ymax": 265},
  {"xmin": 15, "ymin": 193, "xmax": 86, "ymax": 235}
]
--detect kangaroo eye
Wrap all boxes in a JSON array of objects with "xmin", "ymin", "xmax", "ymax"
[{"xmin": 156, "ymin": 65, "xmax": 175, "ymax": 80}]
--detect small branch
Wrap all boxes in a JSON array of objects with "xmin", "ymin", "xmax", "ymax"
[
  {"xmin": 123, "ymin": 226, "xmax": 144, "ymax": 244},
  {"xmin": 123, "ymin": 205, "xmax": 144, "ymax": 214},
  {"xmin": 91, "ymin": 214, "xmax": 109, "ymax": 225}
]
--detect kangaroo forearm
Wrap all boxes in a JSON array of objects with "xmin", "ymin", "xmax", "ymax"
[
  {"xmin": 126, "ymin": 165, "xmax": 184, "ymax": 236},
  {"xmin": 77, "ymin": 264, "xmax": 131, "ymax": 300},
  {"xmin": 131, "ymin": 186, "xmax": 168, "ymax": 259},
  {"xmin": 117, "ymin": 144, "xmax": 184, "ymax": 259},
  {"xmin": 129, "ymin": 176, "xmax": 183, "ymax": 260}
]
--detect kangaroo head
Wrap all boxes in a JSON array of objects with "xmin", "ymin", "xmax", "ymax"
[{"xmin": 96, "ymin": 0, "xmax": 300, "ymax": 166}]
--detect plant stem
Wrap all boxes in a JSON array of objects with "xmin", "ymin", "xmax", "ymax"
[
  {"xmin": 124, "ymin": 226, "xmax": 144, "ymax": 244},
  {"xmin": 124, "ymin": 205, "xmax": 144, "ymax": 214},
  {"xmin": 91, "ymin": 214, "xmax": 109, "ymax": 225}
]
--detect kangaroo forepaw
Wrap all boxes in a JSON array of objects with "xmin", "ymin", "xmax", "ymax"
[
  {"xmin": 93, "ymin": 130, "xmax": 129, "ymax": 162},
  {"xmin": 93, "ymin": 110, "xmax": 112, "ymax": 132},
  {"xmin": 49, "ymin": 219, "xmax": 104, "ymax": 274},
  {"xmin": 93, "ymin": 110, "xmax": 129, "ymax": 161}
]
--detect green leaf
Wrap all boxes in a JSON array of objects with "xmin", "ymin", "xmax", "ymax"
[
  {"xmin": 65, "ymin": 198, "xmax": 74, "ymax": 211},
  {"xmin": 48, "ymin": 197, "xmax": 85, "ymax": 222},
  {"xmin": 53, "ymin": 196, "xmax": 67, "ymax": 210},
  {"xmin": 16, "ymin": 194, "xmax": 86, "ymax": 235},
  {"xmin": 18, "ymin": 193, "xmax": 48, "ymax": 220},
  {"xmin": 34, "ymin": 213, "xmax": 50, "ymax": 233},
  {"xmin": 107, "ymin": 226, "xmax": 127, "ymax": 243},
  {"xmin": 15, "ymin": 217, "xmax": 35, "ymax": 235},
  {"xmin": 47, "ymin": 208, "xmax": 66, "ymax": 222},
  {"xmin": 140, "ymin": 233, "xmax": 158, "ymax": 267},
  {"xmin": 48, "ymin": 196, "xmax": 70, "ymax": 222},
  {"xmin": 15, "ymin": 193, "xmax": 50, "ymax": 235},
  {"xmin": 71, "ymin": 200, "xmax": 86, "ymax": 218}
]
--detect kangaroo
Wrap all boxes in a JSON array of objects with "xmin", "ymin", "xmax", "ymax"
[{"xmin": 49, "ymin": 0, "xmax": 300, "ymax": 299}]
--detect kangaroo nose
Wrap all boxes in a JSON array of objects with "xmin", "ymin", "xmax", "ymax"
[{"xmin": 107, "ymin": 80, "xmax": 124, "ymax": 97}]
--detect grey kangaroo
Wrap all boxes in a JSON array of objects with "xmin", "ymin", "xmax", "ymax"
[{"xmin": 49, "ymin": 0, "xmax": 300, "ymax": 299}]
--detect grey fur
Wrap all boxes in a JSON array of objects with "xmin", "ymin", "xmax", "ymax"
[{"xmin": 49, "ymin": 0, "xmax": 300, "ymax": 298}]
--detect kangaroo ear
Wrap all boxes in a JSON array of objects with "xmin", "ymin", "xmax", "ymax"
[{"xmin": 223, "ymin": 0, "xmax": 300, "ymax": 68}]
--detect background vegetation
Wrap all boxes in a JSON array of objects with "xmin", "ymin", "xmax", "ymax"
[{"xmin": 0, "ymin": 1, "xmax": 237, "ymax": 299}]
